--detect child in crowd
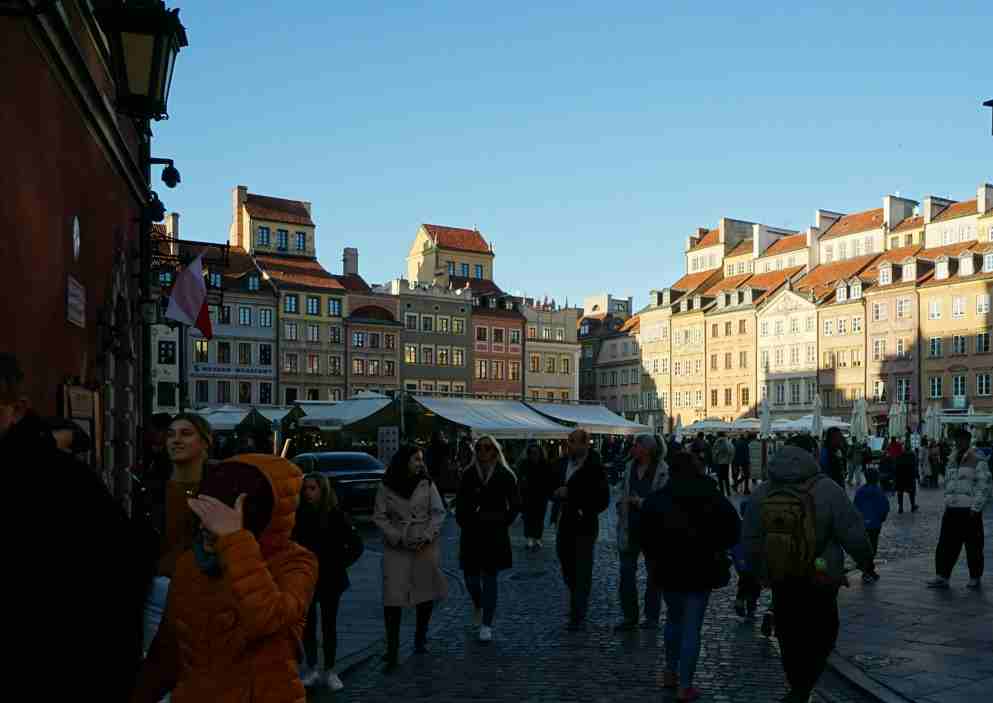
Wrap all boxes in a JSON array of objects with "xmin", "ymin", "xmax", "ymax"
[{"xmin": 854, "ymin": 468, "xmax": 888, "ymax": 583}]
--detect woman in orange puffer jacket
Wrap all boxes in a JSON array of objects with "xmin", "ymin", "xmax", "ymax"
[{"xmin": 133, "ymin": 454, "xmax": 318, "ymax": 703}]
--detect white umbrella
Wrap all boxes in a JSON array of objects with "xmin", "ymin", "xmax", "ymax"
[
  {"xmin": 674, "ymin": 416, "xmax": 684, "ymax": 443},
  {"xmin": 812, "ymin": 393, "xmax": 823, "ymax": 439},
  {"xmin": 759, "ymin": 398, "xmax": 772, "ymax": 438},
  {"xmin": 850, "ymin": 398, "xmax": 869, "ymax": 443}
]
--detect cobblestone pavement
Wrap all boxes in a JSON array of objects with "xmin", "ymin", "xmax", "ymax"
[{"xmin": 311, "ymin": 484, "xmax": 897, "ymax": 703}]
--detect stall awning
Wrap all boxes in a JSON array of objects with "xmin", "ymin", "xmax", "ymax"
[
  {"xmin": 296, "ymin": 398, "xmax": 392, "ymax": 429},
  {"xmin": 526, "ymin": 402, "xmax": 650, "ymax": 436},
  {"xmin": 412, "ymin": 396, "xmax": 570, "ymax": 439},
  {"xmin": 195, "ymin": 405, "xmax": 254, "ymax": 431}
]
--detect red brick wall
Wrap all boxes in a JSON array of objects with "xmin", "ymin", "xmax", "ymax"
[
  {"xmin": 0, "ymin": 18, "xmax": 143, "ymax": 415},
  {"xmin": 471, "ymin": 313, "xmax": 525, "ymax": 397}
]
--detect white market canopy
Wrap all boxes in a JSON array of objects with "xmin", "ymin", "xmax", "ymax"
[
  {"xmin": 413, "ymin": 396, "xmax": 571, "ymax": 439},
  {"xmin": 194, "ymin": 405, "xmax": 254, "ymax": 431},
  {"xmin": 684, "ymin": 418, "xmax": 732, "ymax": 433},
  {"xmin": 255, "ymin": 407, "xmax": 298, "ymax": 424},
  {"xmin": 774, "ymin": 415, "xmax": 851, "ymax": 433},
  {"xmin": 939, "ymin": 413, "xmax": 993, "ymax": 426},
  {"xmin": 296, "ymin": 397, "xmax": 392, "ymax": 429},
  {"xmin": 730, "ymin": 417, "xmax": 762, "ymax": 432},
  {"xmin": 526, "ymin": 402, "xmax": 650, "ymax": 436}
]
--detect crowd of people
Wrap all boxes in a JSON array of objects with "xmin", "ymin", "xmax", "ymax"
[{"xmin": 2, "ymin": 345, "xmax": 990, "ymax": 702}]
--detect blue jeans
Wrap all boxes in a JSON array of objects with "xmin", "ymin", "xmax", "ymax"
[
  {"xmin": 663, "ymin": 590, "xmax": 711, "ymax": 688},
  {"xmin": 143, "ymin": 576, "xmax": 170, "ymax": 655},
  {"xmin": 463, "ymin": 569, "xmax": 498, "ymax": 626}
]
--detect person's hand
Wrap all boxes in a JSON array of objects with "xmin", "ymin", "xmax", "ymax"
[
  {"xmin": 188, "ymin": 494, "xmax": 245, "ymax": 538},
  {"xmin": 554, "ymin": 487, "xmax": 568, "ymax": 500}
]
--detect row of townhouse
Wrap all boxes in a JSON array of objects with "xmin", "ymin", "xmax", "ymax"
[
  {"xmin": 152, "ymin": 188, "xmax": 580, "ymax": 412},
  {"xmin": 583, "ymin": 182, "xmax": 993, "ymax": 434}
]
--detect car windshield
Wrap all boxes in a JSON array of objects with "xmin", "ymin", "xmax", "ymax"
[{"xmin": 313, "ymin": 454, "xmax": 384, "ymax": 473}]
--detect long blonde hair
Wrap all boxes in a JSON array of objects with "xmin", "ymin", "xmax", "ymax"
[
  {"xmin": 303, "ymin": 472, "xmax": 339, "ymax": 526},
  {"xmin": 472, "ymin": 434, "xmax": 517, "ymax": 481}
]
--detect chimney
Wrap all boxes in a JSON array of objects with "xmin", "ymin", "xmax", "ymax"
[
  {"xmin": 230, "ymin": 185, "xmax": 248, "ymax": 249},
  {"xmin": 302, "ymin": 200, "xmax": 312, "ymax": 216},
  {"xmin": 884, "ymin": 195, "xmax": 917, "ymax": 229},
  {"xmin": 923, "ymin": 196, "xmax": 955, "ymax": 224},
  {"xmin": 165, "ymin": 212, "xmax": 180, "ymax": 240},
  {"xmin": 979, "ymin": 183, "xmax": 993, "ymax": 215},
  {"xmin": 343, "ymin": 247, "xmax": 359, "ymax": 276},
  {"xmin": 815, "ymin": 209, "xmax": 844, "ymax": 231},
  {"xmin": 806, "ymin": 226, "xmax": 821, "ymax": 269},
  {"xmin": 752, "ymin": 224, "xmax": 777, "ymax": 258}
]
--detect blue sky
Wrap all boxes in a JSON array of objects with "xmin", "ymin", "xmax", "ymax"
[{"xmin": 156, "ymin": 1, "xmax": 992, "ymax": 309}]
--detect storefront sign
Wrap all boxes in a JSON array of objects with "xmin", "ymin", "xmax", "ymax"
[
  {"xmin": 191, "ymin": 364, "xmax": 274, "ymax": 378},
  {"xmin": 67, "ymin": 275, "xmax": 86, "ymax": 328}
]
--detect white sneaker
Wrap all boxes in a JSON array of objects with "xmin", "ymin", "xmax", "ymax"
[
  {"xmin": 966, "ymin": 578, "xmax": 982, "ymax": 590},
  {"xmin": 301, "ymin": 669, "xmax": 321, "ymax": 687},
  {"xmin": 536, "ymin": 540, "xmax": 543, "ymax": 548},
  {"xmin": 326, "ymin": 671, "xmax": 344, "ymax": 691},
  {"xmin": 479, "ymin": 625, "xmax": 493, "ymax": 642},
  {"xmin": 526, "ymin": 538, "xmax": 535, "ymax": 549},
  {"xmin": 472, "ymin": 607, "xmax": 482, "ymax": 626}
]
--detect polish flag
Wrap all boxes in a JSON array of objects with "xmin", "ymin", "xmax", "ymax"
[{"xmin": 165, "ymin": 252, "xmax": 213, "ymax": 339}]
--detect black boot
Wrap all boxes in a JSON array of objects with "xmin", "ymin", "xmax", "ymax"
[
  {"xmin": 414, "ymin": 601, "xmax": 434, "ymax": 654},
  {"xmin": 382, "ymin": 607, "xmax": 400, "ymax": 669}
]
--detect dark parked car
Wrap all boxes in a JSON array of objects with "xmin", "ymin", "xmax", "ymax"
[{"xmin": 291, "ymin": 451, "xmax": 386, "ymax": 514}]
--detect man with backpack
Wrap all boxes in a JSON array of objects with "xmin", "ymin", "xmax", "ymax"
[{"xmin": 742, "ymin": 437, "xmax": 876, "ymax": 703}]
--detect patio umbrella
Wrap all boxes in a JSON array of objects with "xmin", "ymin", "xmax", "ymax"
[
  {"xmin": 759, "ymin": 398, "xmax": 772, "ymax": 438},
  {"xmin": 674, "ymin": 416, "xmax": 683, "ymax": 443},
  {"xmin": 850, "ymin": 398, "xmax": 869, "ymax": 444},
  {"xmin": 811, "ymin": 393, "xmax": 823, "ymax": 439}
]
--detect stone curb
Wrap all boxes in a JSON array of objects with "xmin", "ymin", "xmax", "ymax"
[{"xmin": 825, "ymin": 652, "xmax": 916, "ymax": 703}]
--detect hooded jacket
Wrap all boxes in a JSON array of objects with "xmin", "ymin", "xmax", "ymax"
[
  {"xmin": 944, "ymin": 449, "xmax": 992, "ymax": 512},
  {"xmin": 134, "ymin": 454, "xmax": 318, "ymax": 703},
  {"xmin": 742, "ymin": 446, "xmax": 873, "ymax": 586}
]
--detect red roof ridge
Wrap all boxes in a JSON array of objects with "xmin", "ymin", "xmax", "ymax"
[
  {"xmin": 422, "ymin": 224, "xmax": 492, "ymax": 254},
  {"xmin": 245, "ymin": 192, "xmax": 314, "ymax": 227},
  {"xmin": 762, "ymin": 233, "xmax": 808, "ymax": 256},
  {"xmin": 688, "ymin": 228, "xmax": 721, "ymax": 252},
  {"xmin": 932, "ymin": 199, "xmax": 978, "ymax": 222},
  {"xmin": 819, "ymin": 208, "xmax": 885, "ymax": 241}
]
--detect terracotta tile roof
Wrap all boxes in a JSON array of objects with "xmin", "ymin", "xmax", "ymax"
[
  {"xmin": 727, "ymin": 239, "xmax": 753, "ymax": 257},
  {"xmin": 704, "ymin": 273, "xmax": 752, "ymax": 295},
  {"xmin": 920, "ymin": 266, "xmax": 993, "ymax": 289},
  {"xmin": 423, "ymin": 224, "xmax": 492, "ymax": 254},
  {"xmin": 255, "ymin": 254, "xmax": 344, "ymax": 292},
  {"xmin": 448, "ymin": 276, "xmax": 503, "ymax": 296},
  {"xmin": 892, "ymin": 215, "xmax": 923, "ymax": 233},
  {"xmin": 763, "ymin": 233, "xmax": 808, "ymax": 256},
  {"xmin": 671, "ymin": 269, "xmax": 719, "ymax": 293},
  {"xmin": 619, "ymin": 315, "xmax": 640, "ymax": 334},
  {"xmin": 749, "ymin": 267, "xmax": 805, "ymax": 305},
  {"xmin": 819, "ymin": 208, "xmax": 884, "ymax": 241},
  {"xmin": 245, "ymin": 193, "xmax": 314, "ymax": 227},
  {"xmin": 916, "ymin": 241, "xmax": 978, "ymax": 261},
  {"xmin": 932, "ymin": 199, "xmax": 977, "ymax": 223},
  {"xmin": 151, "ymin": 224, "xmax": 167, "ymax": 236},
  {"xmin": 331, "ymin": 274, "xmax": 371, "ymax": 293},
  {"xmin": 688, "ymin": 228, "xmax": 721, "ymax": 252},
  {"xmin": 794, "ymin": 255, "xmax": 878, "ymax": 301},
  {"xmin": 859, "ymin": 246, "xmax": 922, "ymax": 282}
]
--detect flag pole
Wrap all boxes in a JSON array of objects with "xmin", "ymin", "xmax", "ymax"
[{"xmin": 177, "ymin": 322, "xmax": 187, "ymax": 412}]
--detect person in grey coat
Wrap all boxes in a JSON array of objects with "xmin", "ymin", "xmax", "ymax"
[{"xmin": 742, "ymin": 441, "xmax": 876, "ymax": 703}]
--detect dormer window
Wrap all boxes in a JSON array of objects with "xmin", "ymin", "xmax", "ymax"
[
  {"xmin": 959, "ymin": 254, "xmax": 974, "ymax": 277},
  {"xmin": 248, "ymin": 274, "xmax": 260, "ymax": 291},
  {"xmin": 936, "ymin": 260, "xmax": 949, "ymax": 280},
  {"xmin": 489, "ymin": 299, "xmax": 497, "ymax": 309},
  {"xmin": 836, "ymin": 284, "xmax": 847, "ymax": 303},
  {"xmin": 850, "ymin": 281, "xmax": 862, "ymax": 299},
  {"xmin": 903, "ymin": 261, "xmax": 917, "ymax": 283},
  {"xmin": 879, "ymin": 266, "xmax": 892, "ymax": 285},
  {"xmin": 985, "ymin": 253, "xmax": 993, "ymax": 273}
]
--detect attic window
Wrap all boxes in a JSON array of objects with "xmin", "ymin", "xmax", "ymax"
[
  {"xmin": 248, "ymin": 274, "xmax": 259, "ymax": 291},
  {"xmin": 985, "ymin": 253, "xmax": 993, "ymax": 273},
  {"xmin": 489, "ymin": 299, "xmax": 497, "ymax": 309},
  {"xmin": 903, "ymin": 262, "xmax": 916, "ymax": 282},
  {"xmin": 936, "ymin": 261, "xmax": 949, "ymax": 280},
  {"xmin": 959, "ymin": 254, "xmax": 974, "ymax": 277},
  {"xmin": 879, "ymin": 267, "xmax": 892, "ymax": 285},
  {"xmin": 836, "ymin": 285, "xmax": 847, "ymax": 302},
  {"xmin": 850, "ymin": 282, "xmax": 862, "ymax": 299}
]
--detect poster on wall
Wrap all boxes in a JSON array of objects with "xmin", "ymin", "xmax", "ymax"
[
  {"xmin": 378, "ymin": 426, "xmax": 400, "ymax": 466},
  {"xmin": 60, "ymin": 384, "xmax": 100, "ymax": 470}
]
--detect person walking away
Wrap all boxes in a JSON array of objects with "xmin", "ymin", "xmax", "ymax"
[
  {"xmin": 519, "ymin": 442, "xmax": 554, "ymax": 550},
  {"xmin": 552, "ymin": 429, "xmax": 610, "ymax": 631},
  {"xmin": 690, "ymin": 433, "xmax": 708, "ymax": 472},
  {"xmin": 742, "ymin": 439, "xmax": 876, "ymax": 703},
  {"xmin": 456, "ymin": 436, "xmax": 520, "ymax": 642},
  {"xmin": 893, "ymin": 442, "xmax": 918, "ymax": 513},
  {"xmin": 373, "ymin": 445, "xmax": 449, "ymax": 667},
  {"xmin": 133, "ymin": 455, "xmax": 318, "ymax": 703},
  {"xmin": 425, "ymin": 431, "xmax": 452, "ymax": 506},
  {"xmin": 615, "ymin": 434, "xmax": 668, "ymax": 631},
  {"xmin": 731, "ymin": 499, "xmax": 761, "ymax": 619},
  {"xmin": 2, "ymin": 353, "xmax": 152, "ymax": 701},
  {"xmin": 641, "ymin": 452, "xmax": 741, "ymax": 701},
  {"xmin": 854, "ymin": 468, "xmax": 889, "ymax": 581},
  {"xmin": 734, "ymin": 435, "xmax": 752, "ymax": 495},
  {"xmin": 293, "ymin": 473, "xmax": 364, "ymax": 691},
  {"xmin": 926, "ymin": 428, "xmax": 992, "ymax": 590},
  {"xmin": 928, "ymin": 440, "xmax": 942, "ymax": 489},
  {"xmin": 819, "ymin": 427, "xmax": 848, "ymax": 488},
  {"xmin": 713, "ymin": 433, "xmax": 734, "ymax": 497}
]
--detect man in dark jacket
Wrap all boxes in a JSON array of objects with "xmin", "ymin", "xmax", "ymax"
[
  {"xmin": 1, "ymin": 352, "xmax": 153, "ymax": 701},
  {"xmin": 743, "ymin": 441, "xmax": 876, "ymax": 703},
  {"xmin": 733, "ymin": 435, "xmax": 753, "ymax": 494},
  {"xmin": 552, "ymin": 429, "xmax": 610, "ymax": 631}
]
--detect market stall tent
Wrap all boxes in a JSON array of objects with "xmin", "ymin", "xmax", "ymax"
[
  {"xmin": 526, "ymin": 402, "xmax": 650, "ymax": 436},
  {"xmin": 296, "ymin": 397, "xmax": 393, "ymax": 429},
  {"xmin": 412, "ymin": 396, "xmax": 570, "ymax": 439}
]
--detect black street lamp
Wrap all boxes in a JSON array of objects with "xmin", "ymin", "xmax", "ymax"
[
  {"xmin": 984, "ymin": 100, "xmax": 993, "ymax": 136},
  {"xmin": 97, "ymin": 0, "xmax": 189, "ymax": 121}
]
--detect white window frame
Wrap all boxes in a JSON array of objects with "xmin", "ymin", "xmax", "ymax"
[
  {"xmin": 928, "ymin": 300, "xmax": 941, "ymax": 320},
  {"xmin": 929, "ymin": 376, "xmax": 942, "ymax": 399},
  {"xmin": 879, "ymin": 268, "xmax": 891, "ymax": 285},
  {"xmin": 978, "ymin": 295, "xmax": 991, "ymax": 315},
  {"xmin": 953, "ymin": 296, "xmax": 966, "ymax": 319},
  {"xmin": 978, "ymin": 373, "xmax": 992, "ymax": 397}
]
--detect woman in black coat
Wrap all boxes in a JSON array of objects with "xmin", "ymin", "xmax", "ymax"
[
  {"xmin": 456, "ymin": 435, "xmax": 521, "ymax": 643},
  {"xmin": 518, "ymin": 442, "xmax": 555, "ymax": 550},
  {"xmin": 293, "ymin": 473, "xmax": 364, "ymax": 692}
]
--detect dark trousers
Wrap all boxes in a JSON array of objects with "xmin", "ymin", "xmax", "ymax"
[
  {"xmin": 557, "ymin": 532, "xmax": 596, "ymax": 622},
  {"xmin": 303, "ymin": 585, "xmax": 343, "ymax": 669},
  {"xmin": 734, "ymin": 463, "xmax": 751, "ymax": 493},
  {"xmin": 619, "ymin": 547, "xmax": 661, "ymax": 623},
  {"xmin": 464, "ymin": 569, "xmax": 499, "ymax": 626},
  {"xmin": 716, "ymin": 464, "xmax": 731, "ymax": 496},
  {"xmin": 736, "ymin": 571, "xmax": 760, "ymax": 612},
  {"xmin": 384, "ymin": 601, "xmax": 434, "ymax": 654},
  {"xmin": 524, "ymin": 499, "xmax": 548, "ymax": 539},
  {"xmin": 936, "ymin": 508, "xmax": 985, "ymax": 579},
  {"xmin": 772, "ymin": 584, "xmax": 840, "ymax": 698},
  {"xmin": 866, "ymin": 528, "xmax": 881, "ymax": 558},
  {"xmin": 897, "ymin": 485, "xmax": 917, "ymax": 511}
]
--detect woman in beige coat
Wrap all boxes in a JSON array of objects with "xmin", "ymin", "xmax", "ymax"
[{"xmin": 373, "ymin": 444, "xmax": 449, "ymax": 669}]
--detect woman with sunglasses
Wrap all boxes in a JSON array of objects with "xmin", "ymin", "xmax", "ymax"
[{"xmin": 455, "ymin": 435, "xmax": 521, "ymax": 642}]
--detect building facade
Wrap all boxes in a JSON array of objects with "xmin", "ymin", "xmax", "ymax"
[
  {"xmin": 378, "ymin": 279, "xmax": 474, "ymax": 396},
  {"xmin": 703, "ymin": 275, "xmax": 759, "ymax": 422},
  {"xmin": 638, "ymin": 294, "xmax": 673, "ymax": 430},
  {"xmin": 522, "ymin": 302, "xmax": 581, "ymax": 402},
  {"xmin": 344, "ymin": 291, "xmax": 401, "ymax": 398},
  {"xmin": 407, "ymin": 223, "xmax": 495, "ymax": 288},
  {"xmin": 594, "ymin": 317, "xmax": 641, "ymax": 415},
  {"xmin": 472, "ymin": 293, "xmax": 525, "ymax": 399},
  {"xmin": 756, "ymin": 286, "xmax": 819, "ymax": 419}
]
